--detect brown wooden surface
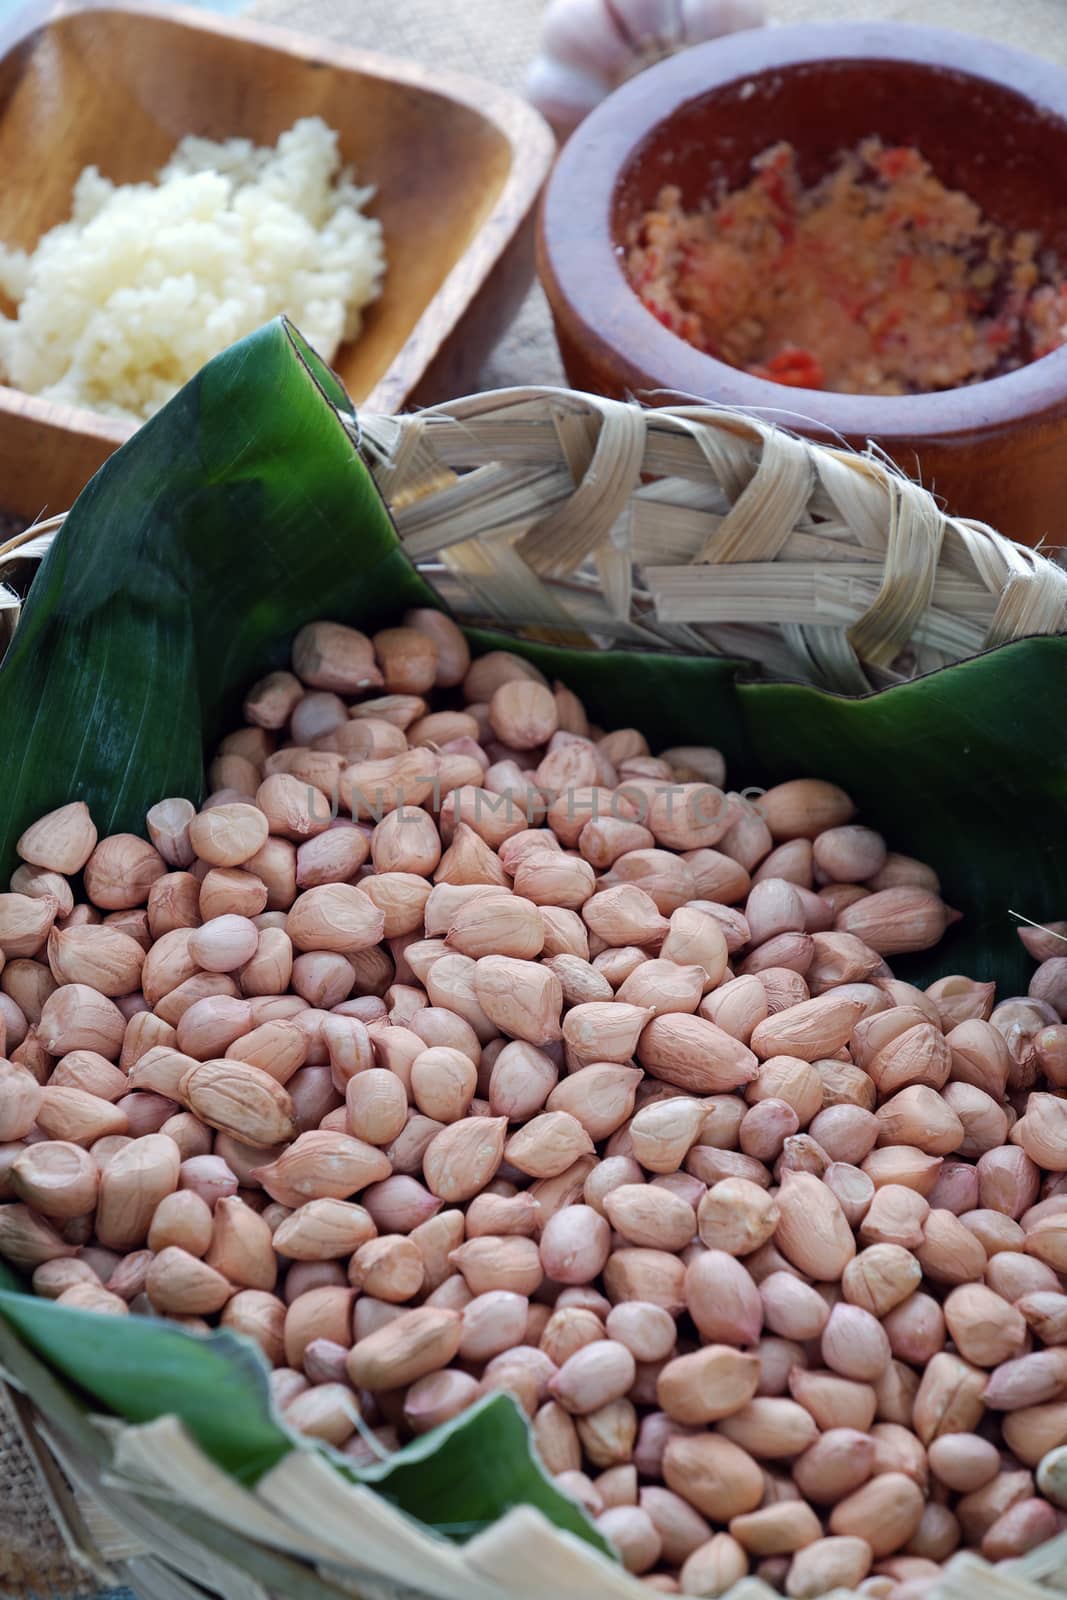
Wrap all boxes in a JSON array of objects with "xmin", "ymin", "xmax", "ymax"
[
  {"xmin": 0, "ymin": 0, "xmax": 554, "ymax": 522},
  {"xmin": 539, "ymin": 23, "xmax": 1067, "ymax": 548}
]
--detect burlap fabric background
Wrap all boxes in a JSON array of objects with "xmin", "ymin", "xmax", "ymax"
[{"xmin": 5, "ymin": 0, "xmax": 1067, "ymax": 1593}]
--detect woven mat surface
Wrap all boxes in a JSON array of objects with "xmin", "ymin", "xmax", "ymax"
[
  {"xmin": 0, "ymin": 1384, "xmax": 94, "ymax": 1599},
  {"xmin": 245, "ymin": 0, "xmax": 1067, "ymax": 396}
]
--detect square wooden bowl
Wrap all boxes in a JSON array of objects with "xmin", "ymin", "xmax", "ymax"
[{"xmin": 0, "ymin": 0, "xmax": 555, "ymax": 521}]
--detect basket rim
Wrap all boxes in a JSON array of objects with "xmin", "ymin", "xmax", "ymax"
[{"xmin": 5, "ymin": 384, "xmax": 1067, "ymax": 697}]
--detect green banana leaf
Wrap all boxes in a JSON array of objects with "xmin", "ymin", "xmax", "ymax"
[
  {"xmin": 461, "ymin": 628, "xmax": 1067, "ymax": 994},
  {"xmin": 0, "ymin": 315, "xmax": 1063, "ymax": 1551},
  {"xmin": 0, "ymin": 1263, "xmax": 607, "ymax": 1552},
  {"xmin": 0, "ymin": 321, "xmax": 433, "ymax": 862}
]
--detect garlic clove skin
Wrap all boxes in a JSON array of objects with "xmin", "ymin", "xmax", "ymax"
[
  {"xmin": 612, "ymin": 0, "xmax": 686, "ymax": 51},
  {"xmin": 524, "ymin": 56, "xmax": 608, "ymax": 137},
  {"xmin": 528, "ymin": 0, "xmax": 767, "ymax": 135},
  {"xmin": 539, "ymin": 0, "xmax": 632, "ymax": 83}
]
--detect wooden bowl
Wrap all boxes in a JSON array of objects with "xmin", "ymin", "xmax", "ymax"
[
  {"xmin": 0, "ymin": 0, "xmax": 554, "ymax": 521},
  {"xmin": 538, "ymin": 23, "xmax": 1067, "ymax": 547}
]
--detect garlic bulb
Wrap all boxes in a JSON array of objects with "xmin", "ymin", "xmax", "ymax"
[{"xmin": 527, "ymin": 0, "xmax": 766, "ymax": 135}]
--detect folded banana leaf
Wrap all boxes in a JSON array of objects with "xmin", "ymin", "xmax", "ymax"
[
  {"xmin": 0, "ymin": 317, "xmax": 1062, "ymax": 1545},
  {"xmin": 0, "ymin": 1271, "xmax": 603, "ymax": 1550}
]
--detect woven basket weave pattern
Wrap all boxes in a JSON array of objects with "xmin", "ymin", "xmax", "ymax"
[
  {"xmin": 5, "ymin": 394, "xmax": 1067, "ymax": 696},
  {"xmin": 358, "ymin": 388, "xmax": 1067, "ymax": 695}
]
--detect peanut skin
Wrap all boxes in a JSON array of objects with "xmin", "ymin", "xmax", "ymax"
[{"xmin": 5, "ymin": 629, "xmax": 1066, "ymax": 1594}]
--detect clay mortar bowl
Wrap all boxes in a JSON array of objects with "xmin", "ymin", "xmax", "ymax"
[{"xmin": 538, "ymin": 23, "xmax": 1067, "ymax": 546}]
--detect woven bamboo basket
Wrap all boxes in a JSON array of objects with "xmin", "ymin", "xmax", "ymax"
[
  {"xmin": 2, "ymin": 386, "xmax": 1067, "ymax": 1600},
  {"xmin": 3, "ymin": 386, "xmax": 1067, "ymax": 681}
]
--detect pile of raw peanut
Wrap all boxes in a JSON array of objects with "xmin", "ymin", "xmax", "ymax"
[{"xmin": 3, "ymin": 611, "xmax": 1067, "ymax": 1600}]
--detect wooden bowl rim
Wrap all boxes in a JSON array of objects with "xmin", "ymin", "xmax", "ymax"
[
  {"xmin": 0, "ymin": 0, "xmax": 555, "ymax": 443},
  {"xmin": 539, "ymin": 21, "xmax": 1067, "ymax": 442}
]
